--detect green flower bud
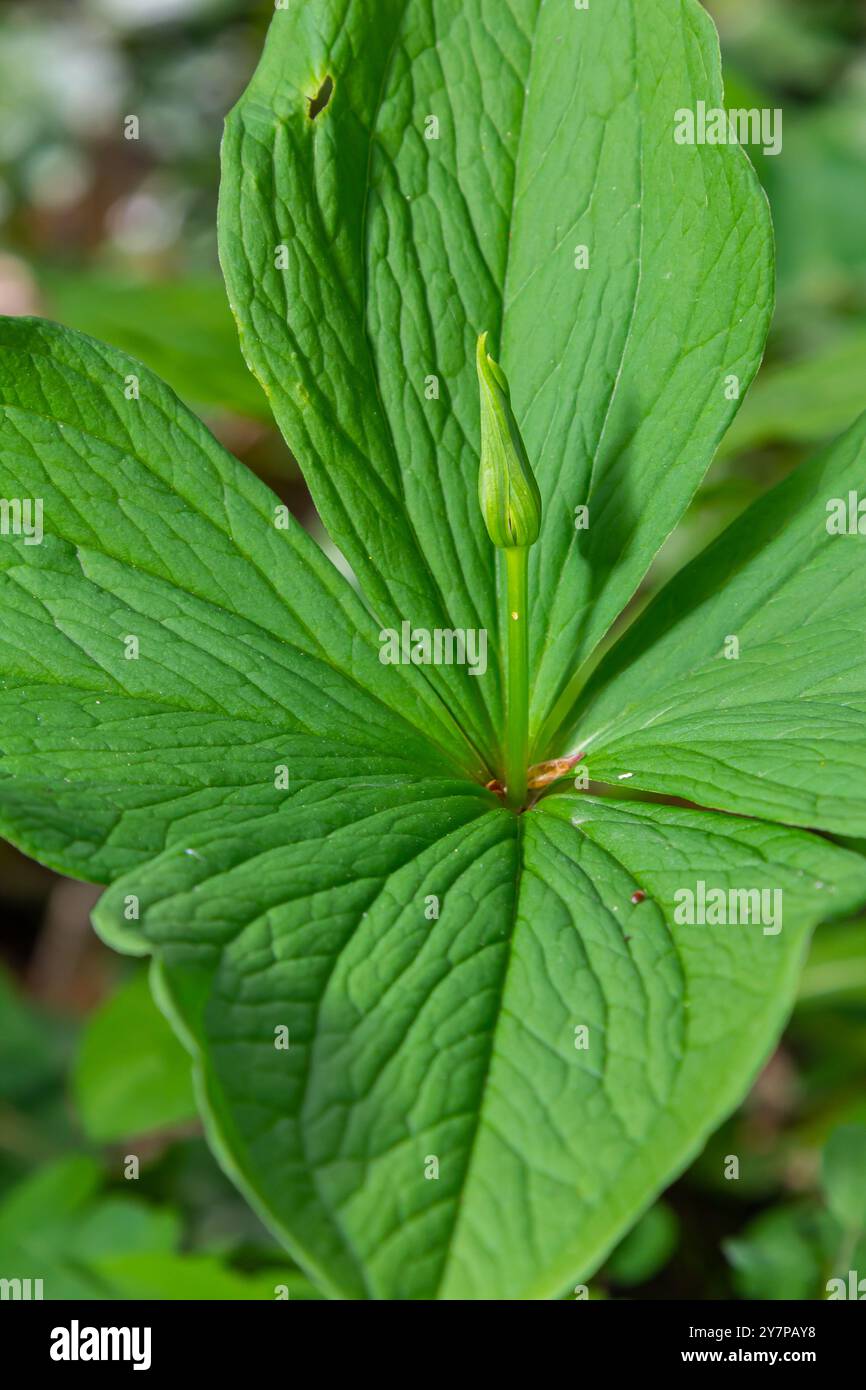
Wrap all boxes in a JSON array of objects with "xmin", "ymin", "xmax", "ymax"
[{"xmin": 476, "ymin": 332, "xmax": 541, "ymax": 550}]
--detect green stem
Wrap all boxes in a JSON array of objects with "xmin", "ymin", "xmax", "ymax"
[{"xmin": 503, "ymin": 546, "xmax": 529, "ymax": 810}]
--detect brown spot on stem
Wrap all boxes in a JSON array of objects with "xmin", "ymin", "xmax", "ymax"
[{"xmin": 527, "ymin": 750, "xmax": 585, "ymax": 790}]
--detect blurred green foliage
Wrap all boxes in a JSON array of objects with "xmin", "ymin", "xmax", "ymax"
[
  {"xmin": 725, "ymin": 1125, "xmax": 866, "ymax": 1300},
  {"xmin": 0, "ymin": 964, "xmax": 323, "ymax": 1298},
  {"xmin": 41, "ymin": 270, "xmax": 270, "ymax": 421},
  {"xmin": 823, "ymin": 1126, "xmax": 866, "ymax": 1231},
  {"xmin": 74, "ymin": 968, "xmax": 197, "ymax": 1142},
  {"xmin": 604, "ymin": 1203, "xmax": 680, "ymax": 1289},
  {"xmin": 0, "ymin": 1154, "xmax": 323, "ymax": 1299}
]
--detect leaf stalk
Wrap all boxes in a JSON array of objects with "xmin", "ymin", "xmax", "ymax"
[
  {"xmin": 503, "ymin": 546, "xmax": 529, "ymax": 810},
  {"xmin": 476, "ymin": 331, "xmax": 541, "ymax": 810}
]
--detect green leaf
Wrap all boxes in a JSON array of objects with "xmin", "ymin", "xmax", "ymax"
[
  {"xmin": 822, "ymin": 1125, "xmax": 866, "ymax": 1233},
  {"xmin": 218, "ymin": 0, "xmax": 773, "ymax": 766},
  {"xmin": 0, "ymin": 317, "xmax": 479, "ymax": 883},
  {"xmin": 92, "ymin": 789, "xmax": 866, "ymax": 1298},
  {"xmin": 74, "ymin": 969, "xmax": 197, "ymax": 1142},
  {"xmin": 0, "ymin": 0, "xmax": 862, "ymax": 1307},
  {"xmin": 568, "ymin": 413, "xmax": 866, "ymax": 833}
]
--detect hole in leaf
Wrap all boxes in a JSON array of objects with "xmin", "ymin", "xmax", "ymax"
[{"xmin": 308, "ymin": 76, "xmax": 334, "ymax": 120}]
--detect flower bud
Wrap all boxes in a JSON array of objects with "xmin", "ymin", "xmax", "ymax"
[{"xmin": 476, "ymin": 332, "xmax": 541, "ymax": 550}]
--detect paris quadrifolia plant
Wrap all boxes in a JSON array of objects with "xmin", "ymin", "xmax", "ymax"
[{"xmin": 2, "ymin": 0, "xmax": 866, "ymax": 1300}]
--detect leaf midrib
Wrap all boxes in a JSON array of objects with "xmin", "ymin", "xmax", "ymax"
[{"xmin": 356, "ymin": 8, "xmax": 503, "ymax": 767}]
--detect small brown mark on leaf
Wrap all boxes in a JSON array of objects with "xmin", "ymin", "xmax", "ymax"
[{"xmin": 308, "ymin": 75, "xmax": 334, "ymax": 120}]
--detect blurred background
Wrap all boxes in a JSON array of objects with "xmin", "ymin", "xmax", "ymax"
[{"xmin": 0, "ymin": 0, "xmax": 864, "ymax": 1300}]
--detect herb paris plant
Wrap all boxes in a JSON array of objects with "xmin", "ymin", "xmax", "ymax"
[{"xmin": 1, "ymin": 0, "xmax": 865, "ymax": 1300}]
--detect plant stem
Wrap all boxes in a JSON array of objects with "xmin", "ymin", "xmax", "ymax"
[{"xmin": 503, "ymin": 546, "xmax": 529, "ymax": 811}]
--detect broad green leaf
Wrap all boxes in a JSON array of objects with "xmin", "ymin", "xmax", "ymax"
[
  {"xmin": 0, "ymin": 318, "xmax": 479, "ymax": 882},
  {"xmin": 219, "ymin": 0, "xmax": 773, "ymax": 765},
  {"xmin": 40, "ymin": 271, "xmax": 274, "ymax": 425},
  {"xmin": 565, "ymin": 413, "xmax": 866, "ymax": 833},
  {"xmin": 3, "ymin": 315, "xmax": 865, "ymax": 1297},
  {"xmin": 74, "ymin": 969, "xmax": 197, "ymax": 1141},
  {"xmin": 93, "ymin": 789, "xmax": 866, "ymax": 1299},
  {"xmin": 0, "ymin": 0, "xmax": 860, "ymax": 1308},
  {"xmin": 822, "ymin": 1125, "xmax": 866, "ymax": 1233}
]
